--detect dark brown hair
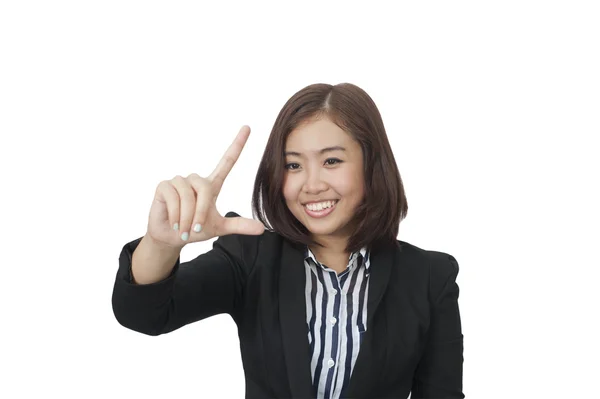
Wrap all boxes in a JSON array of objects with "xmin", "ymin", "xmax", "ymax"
[{"xmin": 251, "ymin": 83, "xmax": 408, "ymax": 253}]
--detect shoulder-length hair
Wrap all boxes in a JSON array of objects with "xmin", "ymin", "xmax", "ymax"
[{"xmin": 251, "ymin": 82, "xmax": 408, "ymax": 253}]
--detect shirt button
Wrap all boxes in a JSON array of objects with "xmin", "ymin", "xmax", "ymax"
[
  {"xmin": 328, "ymin": 359, "xmax": 335, "ymax": 368},
  {"xmin": 330, "ymin": 317, "xmax": 337, "ymax": 325},
  {"xmin": 331, "ymin": 290, "xmax": 337, "ymax": 296}
]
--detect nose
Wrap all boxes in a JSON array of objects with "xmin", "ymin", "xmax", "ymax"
[{"xmin": 302, "ymin": 167, "xmax": 328, "ymax": 194}]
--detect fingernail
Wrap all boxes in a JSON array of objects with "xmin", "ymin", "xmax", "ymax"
[
  {"xmin": 193, "ymin": 223, "xmax": 202, "ymax": 233},
  {"xmin": 173, "ymin": 223, "xmax": 179, "ymax": 231},
  {"xmin": 181, "ymin": 232, "xmax": 189, "ymax": 241}
]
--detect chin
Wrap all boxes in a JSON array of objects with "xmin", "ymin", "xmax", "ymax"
[{"xmin": 303, "ymin": 217, "xmax": 347, "ymax": 237}]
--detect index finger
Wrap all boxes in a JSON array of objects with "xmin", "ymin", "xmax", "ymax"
[{"xmin": 208, "ymin": 125, "xmax": 251, "ymax": 192}]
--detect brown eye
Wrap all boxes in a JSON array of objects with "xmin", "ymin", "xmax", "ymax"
[
  {"xmin": 285, "ymin": 163, "xmax": 300, "ymax": 170},
  {"xmin": 325, "ymin": 158, "xmax": 342, "ymax": 165}
]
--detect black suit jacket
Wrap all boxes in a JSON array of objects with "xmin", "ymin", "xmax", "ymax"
[{"xmin": 112, "ymin": 212, "xmax": 464, "ymax": 398}]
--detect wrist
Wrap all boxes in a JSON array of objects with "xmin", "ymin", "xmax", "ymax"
[{"xmin": 143, "ymin": 234, "xmax": 184, "ymax": 256}]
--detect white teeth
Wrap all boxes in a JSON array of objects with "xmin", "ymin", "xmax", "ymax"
[{"xmin": 305, "ymin": 200, "xmax": 337, "ymax": 211}]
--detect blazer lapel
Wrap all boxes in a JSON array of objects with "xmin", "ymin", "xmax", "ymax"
[
  {"xmin": 279, "ymin": 239, "xmax": 314, "ymax": 398},
  {"xmin": 343, "ymin": 241, "xmax": 399, "ymax": 398}
]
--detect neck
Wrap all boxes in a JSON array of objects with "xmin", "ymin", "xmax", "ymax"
[{"xmin": 309, "ymin": 234, "xmax": 349, "ymax": 259}]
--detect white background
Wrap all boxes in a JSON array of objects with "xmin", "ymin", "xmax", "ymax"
[{"xmin": 1, "ymin": 1, "xmax": 599, "ymax": 398}]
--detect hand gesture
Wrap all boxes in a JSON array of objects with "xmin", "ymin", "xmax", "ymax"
[{"xmin": 145, "ymin": 126, "xmax": 265, "ymax": 249}]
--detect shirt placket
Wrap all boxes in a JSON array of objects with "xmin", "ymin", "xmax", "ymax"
[
  {"xmin": 324, "ymin": 257, "xmax": 355, "ymax": 398},
  {"xmin": 323, "ymin": 268, "xmax": 342, "ymax": 398}
]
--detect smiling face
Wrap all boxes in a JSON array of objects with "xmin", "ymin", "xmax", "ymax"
[{"xmin": 282, "ymin": 115, "xmax": 365, "ymax": 243}]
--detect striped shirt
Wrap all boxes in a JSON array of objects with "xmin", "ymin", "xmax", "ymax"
[{"xmin": 304, "ymin": 246, "xmax": 371, "ymax": 399}]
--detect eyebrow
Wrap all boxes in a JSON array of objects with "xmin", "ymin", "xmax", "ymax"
[{"xmin": 284, "ymin": 146, "xmax": 346, "ymax": 157}]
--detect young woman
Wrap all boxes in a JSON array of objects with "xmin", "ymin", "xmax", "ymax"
[{"xmin": 112, "ymin": 83, "xmax": 465, "ymax": 399}]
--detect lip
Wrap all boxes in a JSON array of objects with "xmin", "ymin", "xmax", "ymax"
[
  {"xmin": 303, "ymin": 200, "xmax": 338, "ymax": 219},
  {"xmin": 302, "ymin": 199, "xmax": 339, "ymax": 205}
]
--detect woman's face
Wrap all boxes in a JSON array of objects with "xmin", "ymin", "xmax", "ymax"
[{"xmin": 282, "ymin": 116, "xmax": 365, "ymax": 241}]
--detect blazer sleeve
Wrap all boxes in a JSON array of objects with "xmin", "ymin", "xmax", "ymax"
[
  {"xmin": 411, "ymin": 252, "xmax": 465, "ymax": 398},
  {"xmin": 111, "ymin": 212, "xmax": 260, "ymax": 336}
]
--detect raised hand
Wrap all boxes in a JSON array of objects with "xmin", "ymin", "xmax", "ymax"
[{"xmin": 145, "ymin": 125, "xmax": 265, "ymax": 249}]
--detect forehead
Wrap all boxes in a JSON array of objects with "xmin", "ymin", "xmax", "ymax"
[{"xmin": 285, "ymin": 117, "xmax": 354, "ymax": 150}]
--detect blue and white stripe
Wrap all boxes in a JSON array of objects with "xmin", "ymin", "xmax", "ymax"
[{"xmin": 304, "ymin": 247, "xmax": 371, "ymax": 399}]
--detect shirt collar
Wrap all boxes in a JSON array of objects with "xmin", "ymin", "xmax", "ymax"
[{"xmin": 304, "ymin": 246, "xmax": 370, "ymax": 270}]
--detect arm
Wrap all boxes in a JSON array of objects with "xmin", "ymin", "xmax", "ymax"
[
  {"xmin": 111, "ymin": 213, "xmax": 260, "ymax": 336},
  {"xmin": 411, "ymin": 253, "xmax": 465, "ymax": 398},
  {"xmin": 130, "ymin": 234, "xmax": 182, "ymax": 285}
]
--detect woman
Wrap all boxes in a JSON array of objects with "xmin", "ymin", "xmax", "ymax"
[{"xmin": 112, "ymin": 83, "xmax": 465, "ymax": 398}]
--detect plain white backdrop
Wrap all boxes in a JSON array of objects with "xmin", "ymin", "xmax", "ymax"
[{"xmin": 1, "ymin": 1, "xmax": 599, "ymax": 398}]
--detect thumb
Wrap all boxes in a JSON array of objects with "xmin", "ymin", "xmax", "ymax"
[{"xmin": 220, "ymin": 216, "xmax": 265, "ymax": 236}]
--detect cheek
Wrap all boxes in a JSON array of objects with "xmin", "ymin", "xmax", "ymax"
[
  {"xmin": 282, "ymin": 176, "xmax": 299, "ymax": 202},
  {"xmin": 335, "ymin": 171, "xmax": 364, "ymax": 198},
  {"xmin": 354, "ymin": 175, "xmax": 365, "ymax": 198}
]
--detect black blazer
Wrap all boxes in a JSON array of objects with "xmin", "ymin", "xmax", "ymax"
[{"xmin": 112, "ymin": 212, "xmax": 464, "ymax": 399}]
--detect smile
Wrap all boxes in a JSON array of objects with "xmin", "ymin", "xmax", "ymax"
[{"xmin": 303, "ymin": 200, "xmax": 338, "ymax": 218}]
